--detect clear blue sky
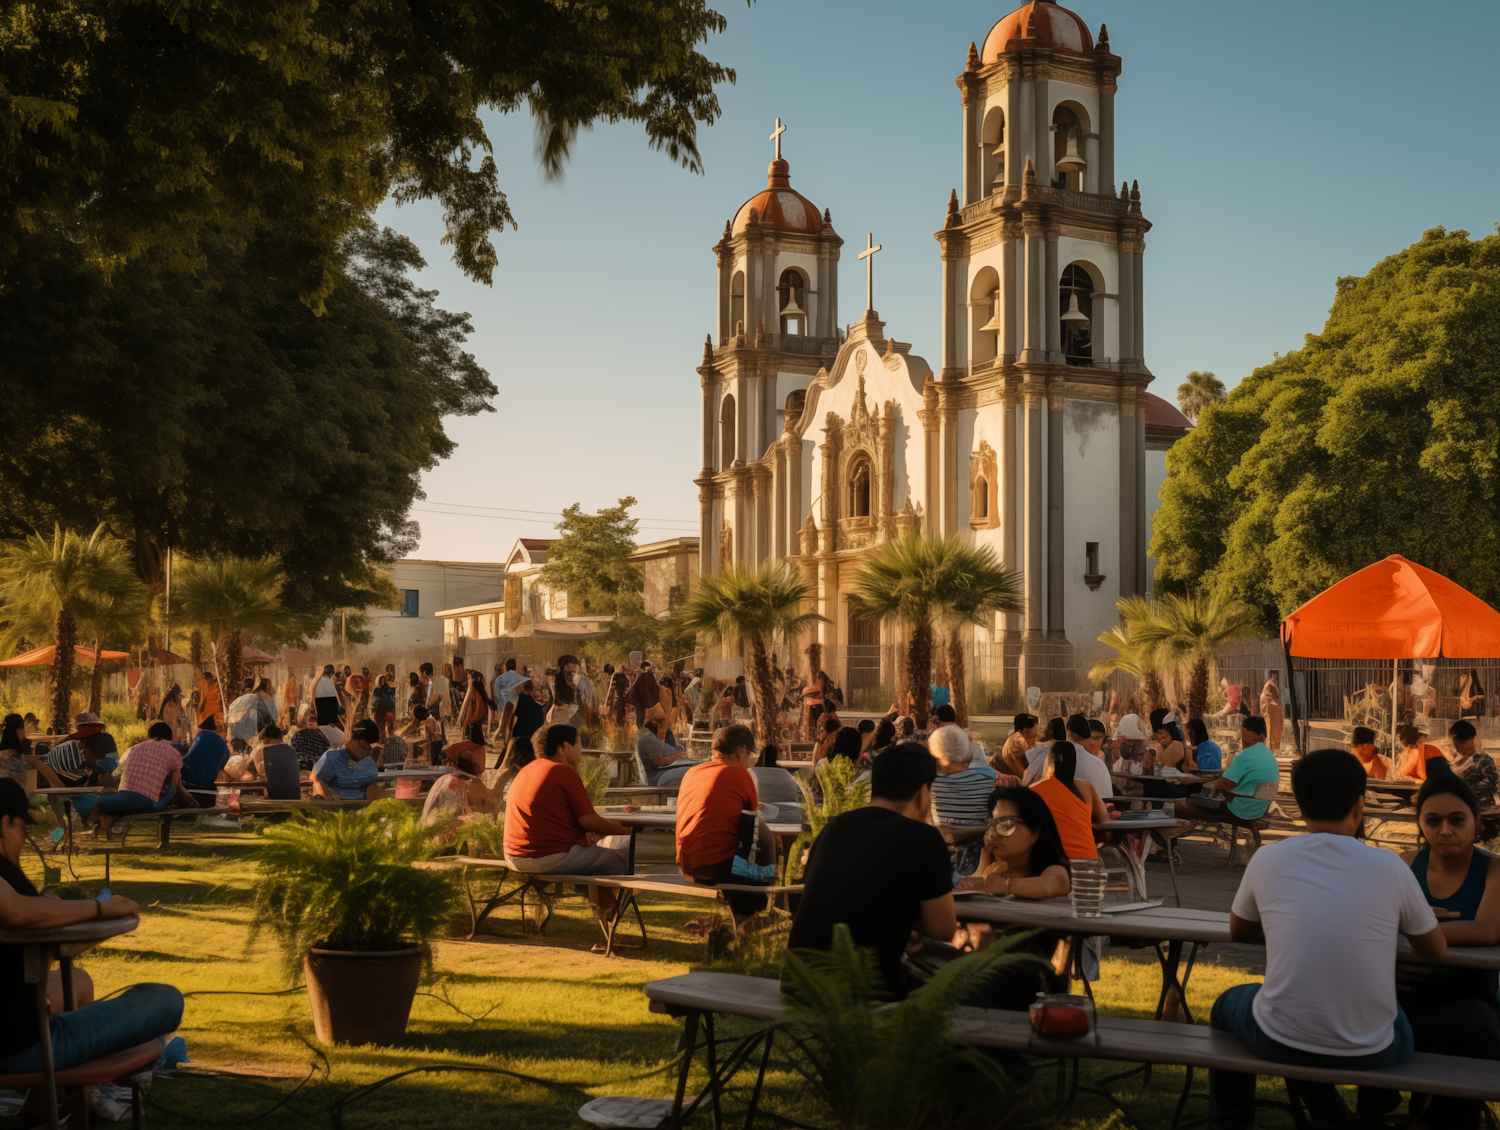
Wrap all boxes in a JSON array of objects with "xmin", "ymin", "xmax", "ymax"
[{"xmin": 379, "ymin": 0, "xmax": 1500, "ymax": 562}]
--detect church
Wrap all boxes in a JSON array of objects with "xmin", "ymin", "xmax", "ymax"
[{"xmin": 693, "ymin": 0, "xmax": 1190, "ymax": 694}]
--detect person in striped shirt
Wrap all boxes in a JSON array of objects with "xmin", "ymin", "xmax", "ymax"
[{"xmin": 930, "ymin": 725, "xmax": 1009, "ymax": 876}]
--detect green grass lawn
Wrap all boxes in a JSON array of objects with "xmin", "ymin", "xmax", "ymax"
[{"xmin": 16, "ymin": 826, "xmax": 1334, "ymax": 1129}]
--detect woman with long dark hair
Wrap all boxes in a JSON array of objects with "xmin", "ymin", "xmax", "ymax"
[
  {"xmin": 1395, "ymin": 774, "xmax": 1500, "ymax": 1129},
  {"xmin": 0, "ymin": 714, "xmax": 28, "ymax": 757},
  {"xmin": 549, "ymin": 654, "xmax": 580, "ymax": 725},
  {"xmin": 458, "ymin": 669, "xmax": 494, "ymax": 745},
  {"xmin": 1029, "ymin": 740, "xmax": 1113, "ymax": 860},
  {"xmin": 958, "ymin": 786, "xmax": 1071, "ymax": 899}
]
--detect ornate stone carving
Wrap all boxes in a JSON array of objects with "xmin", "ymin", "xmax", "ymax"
[
  {"xmin": 718, "ymin": 520, "xmax": 733, "ymax": 572},
  {"xmin": 969, "ymin": 440, "xmax": 1000, "ymax": 530},
  {"xmin": 854, "ymin": 348, "xmax": 867, "ymax": 375}
]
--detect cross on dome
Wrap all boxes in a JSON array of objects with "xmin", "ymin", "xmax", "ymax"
[
  {"xmin": 858, "ymin": 232, "xmax": 882, "ymax": 313},
  {"xmin": 769, "ymin": 117, "xmax": 787, "ymax": 161}
]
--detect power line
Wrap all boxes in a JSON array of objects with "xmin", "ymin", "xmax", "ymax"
[
  {"xmin": 410, "ymin": 507, "xmax": 697, "ymax": 537},
  {"xmin": 417, "ymin": 499, "xmax": 698, "ymax": 526}
]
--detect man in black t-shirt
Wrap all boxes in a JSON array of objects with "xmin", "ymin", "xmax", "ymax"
[
  {"xmin": 0, "ymin": 779, "xmax": 183, "ymax": 1073},
  {"xmin": 788, "ymin": 743, "xmax": 961, "ymax": 998}
]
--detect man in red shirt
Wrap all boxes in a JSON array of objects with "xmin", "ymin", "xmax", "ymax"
[
  {"xmin": 676, "ymin": 724, "xmax": 778, "ymax": 928},
  {"xmin": 503, "ymin": 724, "xmax": 631, "ymax": 876}
]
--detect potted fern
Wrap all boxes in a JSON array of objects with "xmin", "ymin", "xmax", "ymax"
[
  {"xmin": 779, "ymin": 925, "xmax": 1039, "ymax": 1129},
  {"xmin": 250, "ymin": 800, "xmax": 458, "ymax": 1046}
]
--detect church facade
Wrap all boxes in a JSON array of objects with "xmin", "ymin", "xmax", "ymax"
[{"xmin": 694, "ymin": 0, "xmax": 1189, "ymax": 691}]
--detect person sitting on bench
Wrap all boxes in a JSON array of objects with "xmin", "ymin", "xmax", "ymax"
[
  {"xmin": 23, "ymin": 715, "xmax": 118, "ymax": 823},
  {"xmin": 91, "ymin": 726, "xmax": 184, "ymax": 838},
  {"xmin": 503, "ymin": 724, "xmax": 631, "ymax": 876},
  {"xmin": 311, "ymin": 719, "xmax": 381, "ymax": 800},
  {"xmin": 1176, "ymin": 717, "xmax": 1278, "ymax": 821},
  {"xmin": 254, "ymin": 725, "xmax": 303, "ymax": 801},
  {"xmin": 676, "ymin": 725, "xmax": 778, "ymax": 931},
  {"xmin": 180, "ymin": 717, "xmax": 231, "ymax": 806},
  {"xmin": 635, "ymin": 720, "xmax": 693, "ymax": 787},
  {"xmin": 958, "ymin": 785, "xmax": 1072, "ymax": 900},
  {"xmin": 0, "ymin": 779, "xmax": 184, "ymax": 1078},
  {"xmin": 1207, "ymin": 749, "xmax": 1446, "ymax": 1129},
  {"xmin": 1348, "ymin": 725, "xmax": 1390, "ymax": 780}
]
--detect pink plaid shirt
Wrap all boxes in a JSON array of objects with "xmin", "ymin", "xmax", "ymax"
[{"xmin": 119, "ymin": 739, "xmax": 182, "ymax": 800}]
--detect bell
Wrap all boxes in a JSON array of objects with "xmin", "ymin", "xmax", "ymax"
[
  {"xmin": 781, "ymin": 287, "xmax": 806, "ymax": 319},
  {"xmin": 977, "ymin": 289, "xmax": 1003, "ymax": 335},
  {"xmin": 1060, "ymin": 292, "xmax": 1090, "ymax": 330},
  {"xmin": 1056, "ymin": 132, "xmax": 1087, "ymax": 175}
]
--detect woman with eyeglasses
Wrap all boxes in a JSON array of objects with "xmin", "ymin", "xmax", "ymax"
[
  {"xmin": 1392, "ymin": 774, "xmax": 1500, "ymax": 1129},
  {"xmin": 956, "ymin": 786, "xmax": 1072, "ymax": 899}
]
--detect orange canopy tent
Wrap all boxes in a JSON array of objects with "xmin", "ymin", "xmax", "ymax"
[
  {"xmin": 1279, "ymin": 555, "xmax": 1500, "ymax": 753},
  {"xmin": 0, "ymin": 644, "xmax": 131, "ymax": 668},
  {"xmin": 1280, "ymin": 555, "xmax": 1500, "ymax": 659}
]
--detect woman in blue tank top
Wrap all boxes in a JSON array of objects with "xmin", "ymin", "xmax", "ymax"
[{"xmin": 1395, "ymin": 774, "xmax": 1500, "ymax": 1129}]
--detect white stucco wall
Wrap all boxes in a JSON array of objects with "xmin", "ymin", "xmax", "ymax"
[{"xmin": 1063, "ymin": 399, "xmax": 1122, "ymax": 647}]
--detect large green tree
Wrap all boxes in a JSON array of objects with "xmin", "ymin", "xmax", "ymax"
[
  {"xmin": 2, "ymin": 0, "xmax": 741, "ymax": 306},
  {"xmin": 537, "ymin": 499, "xmax": 643, "ymax": 617},
  {"xmin": 1152, "ymin": 226, "xmax": 1500, "ymax": 624},
  {"xmin": 0, "ymin": 223, "xmax": 494, "ymax": 625}
]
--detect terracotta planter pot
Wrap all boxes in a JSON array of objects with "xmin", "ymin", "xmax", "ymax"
[{"xmin": 303, "ymin": 947, "xmax": 421, "ymax": 1046}]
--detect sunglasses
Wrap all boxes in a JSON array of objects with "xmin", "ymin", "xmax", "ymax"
[{"xmin": 985, "ymin": 816, "xmax": 1025, "ymax": 835}]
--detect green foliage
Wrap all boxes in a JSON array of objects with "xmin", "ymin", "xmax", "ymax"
[
  {"xmin": 537, "ymin": 499, "xmax": 642, "ymax": 617},
  {"xmin": 1, "ymin": 0, "xmax": 741, "ymax": 307},
  {"xmin": 0, "ymin": 225, "xmax": 493, "ymax": 619},
  {"xmin": 587, "ymin": 591, "xmax": 698, "ymax": 667},
  {"xmin": 578, "ymin": 756, "xmax": 611, "ymax": 807},
  {"xmin": 1128, "ymin": 592, "xmax": 1263, "ymax": 721},
  {"xmin": 778, "ymin": 924, "xmax": 1037, "ymax": 1130},
  {"xmin": 1152, "ymin": 226, "xmax": 1500, "ymax": 622},
  {"xmin": 846, "ymin": 536, "xmax": 1022, "ymax": 728},
  {"xmin": 787, "ymin": 759, "xmax": 867, "ymax": 882},
  {"xmin": 1175, "ymin": 370, "xmax": 1226, "ymax": 424},
  {"xmin": 249, "ymin": 802, "xmax": 458, "ymax": 982}
]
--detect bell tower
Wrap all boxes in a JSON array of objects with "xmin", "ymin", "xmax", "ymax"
[{"xmin": 696, "ymin": 121, "xmax": 844, "ymax": 574}]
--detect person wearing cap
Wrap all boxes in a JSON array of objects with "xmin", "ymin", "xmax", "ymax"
[
  {"xmin": 90, "ymin": 723, "xmax": 185, "ymax": 837},
  {"xmin": 0, "ymin": 778, "xmax": 184, "ymax": 1076},
  {"xmin": 991, "ymin": 713, "xmax": 1037, "ymax": 779},
  {"xmin": 311, "ymin": 719, "xmax": 382, "ymax": 801},
  {"xmin": 1177, "ymin": 717, "xmax": 1280, "ymax": 822}
]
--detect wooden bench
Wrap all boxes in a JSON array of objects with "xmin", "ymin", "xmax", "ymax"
[
  {"xmin": 0, "ymin": 1036, "xmax": 164, "ymax": 1130},
  {"xmin": 436, "ymin": 857, "xmax": 801, "ymax": 957},
  {"xmin": 643, "ymin": 972, "xmax": 1500, "ymax": 1130}
]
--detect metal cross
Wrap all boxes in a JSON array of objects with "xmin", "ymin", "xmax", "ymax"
[
  {"xmin": 858, "ymin": 232, "xmax": 882, "ymax": 312},
  {"xmin": 770, "ymin": 117, "xmax": 787, "ymax": 161}
]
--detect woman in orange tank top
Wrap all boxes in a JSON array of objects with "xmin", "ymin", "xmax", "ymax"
[{"xmin": 1029, "ymin": 741, "xmax": 1115, "ymax": 860}]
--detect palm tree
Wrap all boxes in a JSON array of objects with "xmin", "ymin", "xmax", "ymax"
[
  {"xmin": 846, "ymin": 536, "xmax": 1022, "ymax": 730},
  {"xmin": 0, "ymin": 525, "xmax": 148, "ymax": 733},
  {"xmin": 1176, "ymin": 370, "xmax": 1226, "ymax": 424},
  {"xmin": 1133, "ymin": 591, "xmax": 1263, "ymax": 722},
  {"xmin": 1088, "ymin": 595, "xmax": 1168, "ymax": 715},
  {"xmin": 172, "ymin": 557, "xmax": 287, "ymax": 699},
  {"xmin": 675, "ymin": 561, "xmax": 826, "ymax": 742}
]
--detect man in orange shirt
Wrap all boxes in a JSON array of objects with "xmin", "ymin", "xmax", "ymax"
[
  {"xmin": 503, "ymin": 725, "xmax": 631, "ymax": 875},
  {"xmin": 676, "ymin": 724, "xmax": 777, "ymax": 929},
  {"xmin": 1349, "ymin": 726, "xmax": 1389, "ymax": 779}
]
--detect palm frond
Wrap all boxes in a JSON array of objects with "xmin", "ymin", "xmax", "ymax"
[
  {"xmin": 845, "ymin": 535, "xmax": 1022, "ymax": 630},
  {"xmin": 674, "ymin": 560, "xmax": 825, "ymax": 649}
]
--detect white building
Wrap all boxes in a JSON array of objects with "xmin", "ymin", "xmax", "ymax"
[
  {"xmin": 323, "ymin": 558, "xmax": 506, "ymax": 652},
  {"xmin": 696, "ymin": 0, "xmax": 1189, "ymax": 688}
]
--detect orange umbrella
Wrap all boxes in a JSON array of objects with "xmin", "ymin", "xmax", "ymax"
[
  {"xmin": 0, "ymin": 644, "xmax": 132, "ymax": 667},
  {"xmin": 240, "ymin": 645, "xmax": 275, "ymax": 665},
  {"xmin": 1280, "ymin": 555, "xmax": 1500, "ymax": 659}
]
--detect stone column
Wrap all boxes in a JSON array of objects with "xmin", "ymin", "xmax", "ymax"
[
  {"xmin": 1021, "ymin": 219, "xmax": 1045, "ymax": 364},
  {"xmin": 939, "ymin": 387, "xmax": 959, "ymax": 536},
  {"xmin": 1010, "ymin": 77, "xmax": 1030, "ymax": 186},
  {"xmin": 920, "ymin": 381, "xmax": 939, "ymax": 535},
  {"xmin": 773, "ymin": 445, "xmax": 787, "ymax": 560},
  {"xmin": 697, "ymin": 478, "xmax": 714, "ymax": 576},
  {"xmin": 1082, "ymin": 133, "xmax": 1099, "ymax": 195},
  {"xmin": 1117, "ymin": 394, "xmax": 1138, "ymax": 598},
  {"xmin": 763, "ymin": 249, "xmax": 777, "ymax": 339},
  {"xmin": 1023, "ymin": 385, "xmax": 1044, "ymax": 640},
  {"xmin": 1001, "ymin": 233, "xmax": 1019, "ymax": 364},
  {"xmin": 1047, "ymin": 386, "xmax": 1066, "ymax": 640},
  {"xmin": 816, "ymin": 254, "xmax": 830, "ymax": 338},
  {"xmin": 1135, "ymin": 409, "xmax": 1147, "ymax": 593},
  {"xmin": 787, "ymin": 435, "xmax": 803, "ymax": 546},
  {"xmin": 1044, "ymin": 232, "xmax": 1062, "ymax": 364},
  {"xmin": 1000, "ymin": 388, "xmax": 1020, "ymax": 637},
  {"xmin": 962, "ymin": 94, "xmax": 977, "ymax": 207},
  {"xmin": 735, "ymin": 376, "xmax": 750, "ymax": 467},
  {"xmin": 1099, "ymin": 86, "xmax": 1116, "ymax": 195},
  {"xmin": 941, "ymin": 251, "xmax": 958, "ymax": 374},
  {"xmin": 1133, "ymin": 244, "xmax": 1146, "ymax": 374},
  {"xmin": 1033, "ymin": 75, "xmax": 1052, "ymax": 186},
  {"xmin": 1117, "ymin": 244, "xmax": 1136, "ymax": 368},
  {"xmin": 718, "ymin": 257, "xmax": 731, "ymax": 343},
  {"xmin": 701, "ymin": 374, "xmax": 715, "ymax": 472}
]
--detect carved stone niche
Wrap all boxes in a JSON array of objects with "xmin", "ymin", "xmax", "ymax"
[
  {"xmin": 823, "ymin": 375, "xmax": 901, "ymax": 552},
  {"xmin": 969, "ymin": 440, "xmax": 1000, "ymax": 530},
  {"xmin": 718, "ymin": 520, "xmax": 733, "ymax": 571}
]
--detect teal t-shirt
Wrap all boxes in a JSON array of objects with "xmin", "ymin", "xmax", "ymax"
[{"xmin": 1224, "ymin": 743, "xmax": 1278, "ymax": 819}]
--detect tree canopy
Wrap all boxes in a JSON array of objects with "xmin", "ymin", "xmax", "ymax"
[
  {"xmin": 2, "ymin": 0, "xmax": 742, "ymax": 306},
  {"xmin": 537, "ymin": 499, "xmax": 644, "ymax": 617},
  {"xmin": 1152, "ymin": 226, "xmax": 1500, "ymax": 625},
  {"xmin": 0, "ymin": 223, "xmax": 495, "ymax": 628}
]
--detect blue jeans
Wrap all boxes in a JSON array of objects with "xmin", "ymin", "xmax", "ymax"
[
  {"xmin": 0, "ymin": 984, "xmax": 183, "ymax": 1073},
  {"xmin": 1209, "ymin": 983, "xmax": 1413, "ymax": 1127},
  {"xmin": 93, "ymin": 790, "xmax": 169, "ymax": 816}
]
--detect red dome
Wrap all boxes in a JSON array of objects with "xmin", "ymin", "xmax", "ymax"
[
  {"xmin": 981, "ymin": 1, "xmax": 1094, "ymax": 62},
  {"xmin": 732, "ymin": 160, "xmax": 822, "ymax": 236}
]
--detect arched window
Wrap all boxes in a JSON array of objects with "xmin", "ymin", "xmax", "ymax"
[
  {"xmin": 1060, "ymin": 264, "xmax": 1094, "ymax": 366},
  {"xmin": 778, "ymin": 268, "xmax": 808, "ymax": 336},
  {"xmin": 969, "ymin": 266, "xmax": 1001, "ymax": 368},
  {"xmin": 720, "ymin": 395, "xmax": 736, "ymax": 469},
  {"xmin": 1052, "ymin": 105, "xmax": 1085, "ymax": 191},
  {"xmin": 848, "ymin": 459, "xmax": 872, "ymax": 518},
  {"xmin": 972, "ymin": 480, "xmax": 989, "ymax": 521},
  {"xmin": 784, "ymin": 388, "xmax": 806, "ymax": 430},
  {"xmin": 730, "ymin": 271, "xmax": 746, "ymax": 336},
  {"xmin": 981, "ymin": 106, "xmax": 1006, "ymax": 196}
]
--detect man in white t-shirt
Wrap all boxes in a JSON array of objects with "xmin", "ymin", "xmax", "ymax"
[
  {"xmin": 1208, "ymin": 749, "xmax": 1445, "ymax": 1128},
  {"xmin": 420, "ymin": 662, "xmax": 448, "ymax": 722},
  {"xmin": 1022, "ymin": 716, "xmax": 1111, "ymax": 799}
]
